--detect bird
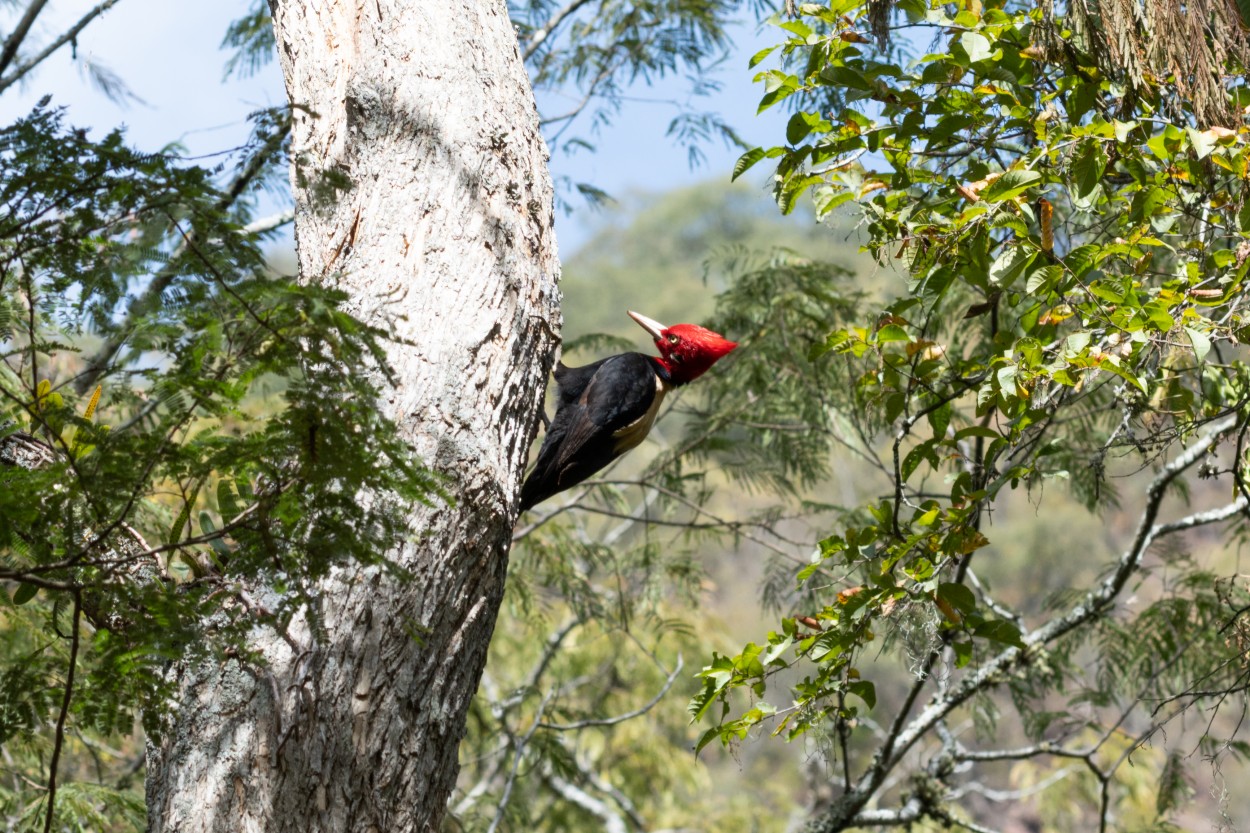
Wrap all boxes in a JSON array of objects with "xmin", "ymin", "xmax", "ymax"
[{"xmin": 518, "ymin": 310, "xmax": 738, "ymax": 512}]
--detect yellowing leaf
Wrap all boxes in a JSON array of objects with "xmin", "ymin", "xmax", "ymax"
[
  {"xmin": 83, "ymin": 384, "xmax": 102, "ymax": 421},
  {"xmin": 1039, "ymin": 197, "xmax": 1053, "ymax": 253}
]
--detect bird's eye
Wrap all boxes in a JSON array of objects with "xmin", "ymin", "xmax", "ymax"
[{"xmin": 667, "ymin": 334, "xmax": 679, "ymax": 345}]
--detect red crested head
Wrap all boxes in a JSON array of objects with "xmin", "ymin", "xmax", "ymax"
[{"xmin": 628, "ymin": 310, "xmax": 738, "ymax": 386}]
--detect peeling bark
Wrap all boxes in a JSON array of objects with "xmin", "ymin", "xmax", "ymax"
[{"xmin": 144, "ymin": 1, "xmax": 559, "ymax": 830}]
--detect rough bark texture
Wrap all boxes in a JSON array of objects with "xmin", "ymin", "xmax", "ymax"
[{"xmin": 144, "ymin": 1, "xmax": 560, "ymax": 830}]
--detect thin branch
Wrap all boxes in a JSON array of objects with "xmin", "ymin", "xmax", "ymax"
[
  {"xmin": 539, "ymin": 63, "xmax": 615, "ymax": 127},
  {"xmin": 805, "ymin": 414, "xmax": 1242, "ymax": 832},
  {"xmin": 243, "ymin": 208, "xmax": 295, "ymax": 236},
  {"xmin": 581, "ymin": 767, "xmax": 647, "ymax": 831},
  {"xmin": 949, "ymin": 765, "xmax": 1080, "ymax": 803},
  {"xmin": 0, "ymin": 0, "xmax": 123, "ymax": 95},
  {"xmin": 497, "ymin": 617, "xmax": 580, "ymax": 714},
  {"xmin": 542, "ymin": 774, "xmax": 629, "ymax": 833},
  {"xmin": 0, "ymin": 0, "xmax": 51, "ymax": 78},
  {"xmin": 523, "ymin": 0, "xmax": 596, "ymax": 61},
  {"xmin": 539, "ymin": 655, "xmax": 684, "ymax": 730},
  {"xmin": 43, "ymin": 591, "xmax": 81, "ymax": 833},
  {"xmin": 845, "ymin": 799, "xmax": 922, "ymax": 826},
  {"xmin": 953, "ymin": 742, "xmax": 1091, "ymax": 762},
  {"xmin": 1152, "ymin": 497, "xmax": 1249, "ymax": 537},
  {"xmin": 486, "ymin": 690, "xmax": 554, "ymax": 833}
]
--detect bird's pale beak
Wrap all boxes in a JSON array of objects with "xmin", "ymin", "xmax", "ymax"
[{"xmin": 627, "ymin": 310, "xmax": 668, "ymax": 341}]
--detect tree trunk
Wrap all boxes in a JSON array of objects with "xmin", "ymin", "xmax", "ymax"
[{"xmin": 144, "ymin": 1, "xmax": 559, "ymax": 830}]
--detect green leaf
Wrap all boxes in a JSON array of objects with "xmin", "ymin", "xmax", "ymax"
[
  {"xmin": 1186, "ymin": 127, "xmax": 1217, "ymax": 160},
  {"xmin": 217, "ymin": 479, "xmax": 242, "ymax": 522},
  {"xmin": 762, "ymin": 637, "xmax": 793, "ymax": 666},
  {"xmin": 848, "ymin": 679, "xmax": 876, "ymax": 709},
  {"xmin": 1185, "ymin": 326, "xmax": 1211, "ymax": 362},
  {"xmin": 927, "ymin": 401, "xmax": 952, "ymax": 439},
  {"xmin": 813, "ymin": 187, "xmax": 853, "ymax": 216},
  {"xmin": 937, "ymin": 582, "xmax": 976, "ymax": 615},
  {"xmin": 901, "ymin": 444, "xmax": 929, "ymax": 480},
  {"xmin": 1072, "ymin": 140, "xmax": 1107, "ymax": 201},
  {"xmin": 1064, "ymin": 243, "xmax": 1102, "ymax": 277},
  {"xmin": 1156, "ymin": 751, "xmax": 1191, "ymax": 815},
  {"xmin": 974, "ymin": 619, "xmax": 1025, "ymax": 648},
  {"xmin": 694, "ymin": 726, "xmax": 721, "ymax": 755},
  {"xmin": 988, "ymin": 246, "xmax": 1035, "ymax": 288},
  {"xmin": 953, "ymin": 426, "xmax": 1000, "ymax": 440},
  {"xmin": 787, "ymin": 112, "xmax": 812, "ymax": 145},
  {"xmin": 749, "ymin": 45, "xmax": 779, "ymax": 68},
  {"xmin": 1236, "ymin": 0, "xmax": 1250, "ymax": 27},
  {"xmin": 12, "ymin": 583, "xmax": 37, "ymax": 605},
  {"xmin": 981, "ymin": 170, "xmax": 1041, "ymax": 202},
  {"xmin": 952, "ymin": 640, "xmax": 974, "ymax": 668},
  {"xmin": 1147, "ymin": 129, "xmax": 1175, "ymax": 160},
  {"xmin": 876, "ymin": 323, "xmax": 910, "ymax": 343},
  {"xmin": 1026, "ymin": 264, "xmax": 1064, "ymax": 295},
  {"xmin": 758, "ymin": 73, "xmax": 799, "ymax": 113},
  {"xmin": 1065, "ymin": 331, "xmax": 1091, "ymax": 354},
  {"xmin": 167, "ymin": 495, "xmax": 194, "ymax": 546},
  {"xmin": 732, "ymin": 147, "xmax": 767, "ymax": 181},
  {"xmin": 960, "ymin": 32, "xmax": 992, "ymax": 63},
  {"xmin": 1130, "ymin": 186, "xmax": 1168, "ymax": 222}
]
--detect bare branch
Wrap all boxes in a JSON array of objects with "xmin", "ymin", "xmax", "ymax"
[
  {"xmin": 542, "ymin": 774, "xmax": 629, "ymax": 833},
  {"xmin": 805, "ymin": 414, "xmax": 1243, "ymax": 832},
  {"xmin": 0, "ymin": 0, "xmax": 124, "ymax": 95},
  {"xmin": 523, "ymin": 0, "xmax": 595, "ymax": 62},
  {"xmin": 42, "ymin": 591, "xmax": 81, "ymax": 833},
  {"xmin": 243, "ymin": 208, "xmax": 295, "ymax": 236},
  {"xmin": 949, "ymin": 765, "xmax": 1081, "ymax": 803},
  {"xmin": 953, "ymin": 742, "xmax": 1091, "ymax": 762},
  {"xmin": 486, "ymin": 690, "xmax": 554, "ymax": 833},
  {"xmin": 498, "ymin": 617, "xmax": 581, "ymax": 714},
  {"xmin": 0, "ymin": 0, "xmax": 51, "ymax": 79},
  {"xmin": 539, "ymin": 655, "xmax": 684, "ymax": 730}
]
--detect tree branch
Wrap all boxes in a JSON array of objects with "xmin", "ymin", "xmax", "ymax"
[
  {"xmin": 805, "ymin": 413, "xmax": 1243, "ymax": 832},
  {"xmin": 0, "ymin": 0, "xmax": 123, "ymax": 95},
  {"xmin": 539, "ymin": 655, "xmax": 684, "ymax": 730},
  {"xmin": 542, "ymin": 773, "xmax": 629, "ymax": 833},
  {"xmin": 42, "ymin": 591, "xmax": 81, "ymax": 833},
  {"xmin": 243, "ymin": 208, "xmax": 295, "ymax": 235},
  {"xmin": 0, "ymin": 0, "xmax": 51, "ymax": 79},
  {"xmin": 523, "ymin": 0, "xmax": 595, "ymax": 61},
  {"xmin": 486, "ymin": 690, "xmax": 554, "ymax": 833}
]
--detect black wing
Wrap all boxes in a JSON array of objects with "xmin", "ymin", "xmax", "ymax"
[
  {"xmin": 551, "ymin": 356, "xmax": 611, "ymax": 409},
  {"xmin": 520, "ymin": 352, "xmax": 660, "ymax": 511}
]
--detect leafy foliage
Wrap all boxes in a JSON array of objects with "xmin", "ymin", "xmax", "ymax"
[
  {"xmin": 689, "ymin": 0, "xmax": 1250, "ymax": 828},
  {"xmin": 0, "ymin": 103, "xmax": 434, "ymax": 829}
]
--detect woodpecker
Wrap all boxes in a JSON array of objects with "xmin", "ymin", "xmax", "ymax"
[{"xmin": 519, "ymin": 310, "xmax": 738, "ymax": 512}]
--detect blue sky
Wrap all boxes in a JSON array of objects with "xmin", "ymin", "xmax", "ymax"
[{"xmin": 0, "ymin": 1, "xmax": 789, "ymax": 254}]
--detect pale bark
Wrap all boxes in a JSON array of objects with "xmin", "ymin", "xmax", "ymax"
[{"xmin": 144, "ymin": 1, "xmax": 560, "ymax": 831}]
